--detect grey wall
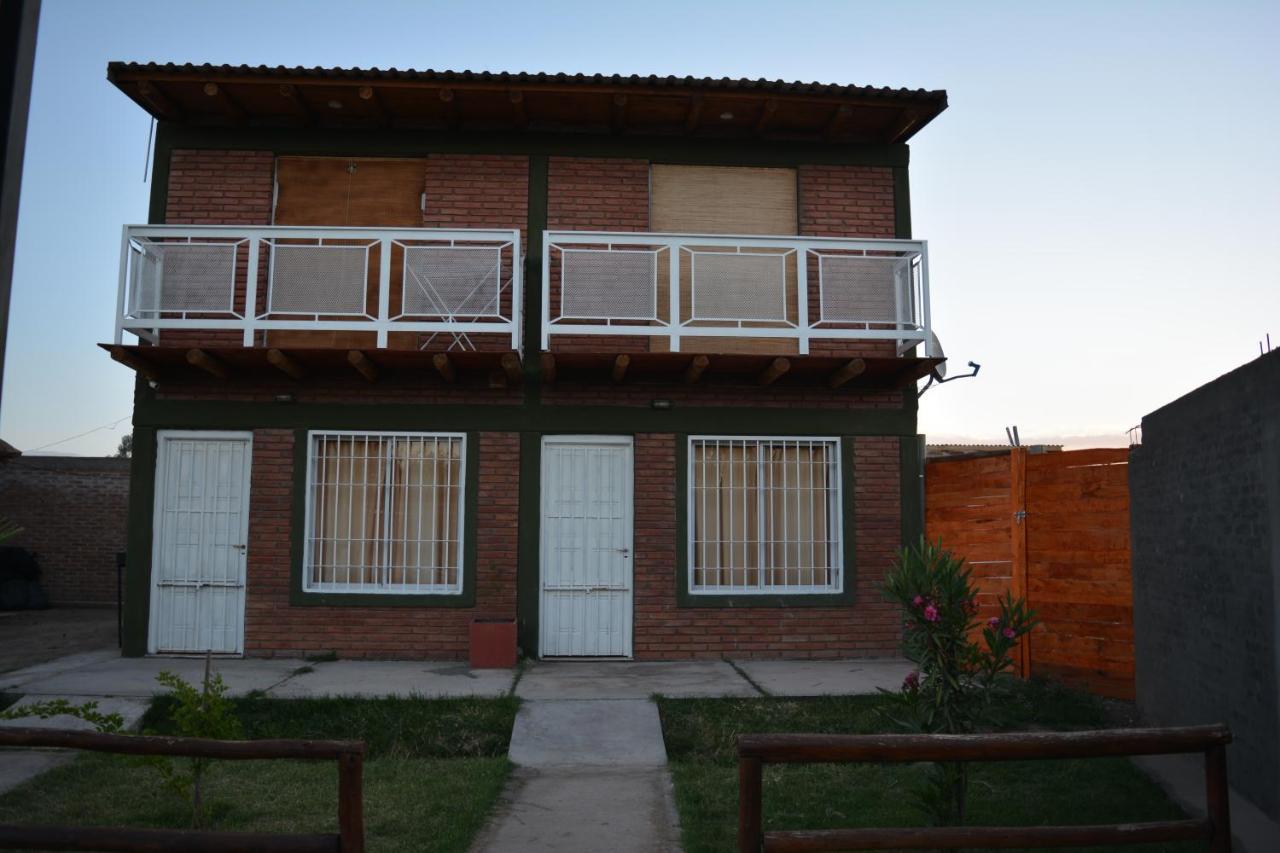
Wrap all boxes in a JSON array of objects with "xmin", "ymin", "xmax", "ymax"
[{"xmin": 1130, "ymin": 348, "xmax": 1280, "ymax": 818}]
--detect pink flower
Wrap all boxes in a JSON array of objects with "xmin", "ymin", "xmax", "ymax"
[
  {"xmin": 902, "ymin": 670, "xmax": 920, "ymax": 691},
  {"xmin": 923, "ymin": 604, "xmax": 940, "ymax": 622},
  {"xmin": 911, "ymin": 595, "xmax": 924, "ymax": 608},
  {"xmin": 1002, "ymin": 627, "xmax": 1016, "ymax": 640},
  {"xmin": 987, "ymin": 616, "xmax": 1001, "ymax": 629}
]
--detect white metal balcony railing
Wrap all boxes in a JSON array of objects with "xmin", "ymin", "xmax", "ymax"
[
  {"xmin": 540, "ymin": 231, "xmax": 934, "ymax": 357},
  {"xmin": 115, "ymin": 225, "xmax": 523, "ymax": 350}
]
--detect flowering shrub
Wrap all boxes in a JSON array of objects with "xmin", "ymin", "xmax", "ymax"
[{"xmin": 881, "ymin": 538, "xmax": 1036, "ymax": 824}]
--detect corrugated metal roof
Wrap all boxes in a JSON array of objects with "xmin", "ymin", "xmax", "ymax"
[{"xmin": 107, "ymin": 62, "xmax": 946, "ymax": 104}]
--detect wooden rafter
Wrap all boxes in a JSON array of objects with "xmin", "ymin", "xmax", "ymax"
[
  {"xmin": 828, "ymin": 358, "xmax": 867, "ymax": 389},
  {"xmin": 357, "ymin": 85, "xmax": 389, "ymax": 125},
  {"xmin": 885, "ymin": 107, "xmax": 923, "ymax": 144},
  {"xmin": 611, "ymin": 94, "xmax": 628, "ymax": 133},
  {"xmin": 432, "ymin": 353, "xmax": 457, "ymax": 383},
  {"xmin": 278, "ymin": 83, "xmax": 311, "ymax": 124},
  {"xmin": 202, "ymin": 82, "xmax": 246, "ymax": 123},
  {"xmin": 500, "ymin": 352, "xmax": 523, "ymax": 384},
  {"xmin": 683, "ymin": 354, "xmax": 710, "ymax": 384},
  {"xmin": 684, "ymin": 95, "xmax": 705, "ymax": 133},
  {"xmin": 438, "ymin": 88, "xmax": 457, "ymax": 126},
  {"xmin": 757, "ymin": 357, "xmax": 790, "ymax": 386},
  {"xmin": 754, "ymin": 99, "xmax": 778, "ymax": 135},
  {"xmin": 109, "ymin": 346, "xmax": 159, "ymax": 383},
  {"xmin": 186, "ymin": 348, "xmax": 229, "ymax": 379},
  {"xmin": 266, "ymin": 348, "xmax": 306, "ymax": 380},
  {"xmin": 611, "ymin": 353, "xmax": 631, "ymax": 383},
  {"xmin": 347, "ymin": 350, "xmax": 379, "ymax": 383},
  {"xmin": 135, "ymin": 81, "xmax": 182, "ymax": 121},
  {"xmin": 823, "ymin": 104, "xmax": 852, "ymax": 140},
  {"xmin": 508, "ymin": 91, "xmax": 527, "ymax": 127}
]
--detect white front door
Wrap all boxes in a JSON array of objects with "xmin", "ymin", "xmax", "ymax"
[
  {"xmin": 148, "ymin": 432, "xmax": 252, "ymax": 654},
  {"xmin": 539, "ymin": 436, "xmax": 634, "ymax": 657}
]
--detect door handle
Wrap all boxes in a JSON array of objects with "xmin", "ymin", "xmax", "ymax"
[
  {"xmin": 616, "ymin": 548, "xmax": 630, "ymax": 556},
  {"xmin": 232, "ymin": 544, "xmax": 247, "ymax": 553}
]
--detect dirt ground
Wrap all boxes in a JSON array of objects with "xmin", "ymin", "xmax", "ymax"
[{"xmin": 0, "ymin": 608, "xmax": 117, "ymax": 674}]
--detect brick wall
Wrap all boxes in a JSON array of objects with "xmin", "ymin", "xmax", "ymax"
[
  {"xmin": 242, "ymin": 430, "xmax": 518, "ymax": 659},
  {"xmin": 547, "ymin": 156, "xmax": 650, "ymax": 230},
  {"xmin": 1130, "ymin": 349, "xmax": 1280, "ymax": 818},
  {"xmin": 798, "ymin": 164, "xmax": 895, "ymax": 238},
  {"xmin": 0, "ymin": 456, "xmax": 130, "ymax": 606},
  {"xmin": 631, "ymin": 433, "xmax": 902, "ymax": 659}
]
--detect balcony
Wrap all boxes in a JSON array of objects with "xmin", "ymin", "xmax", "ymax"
[{"xmin": 110, "ymin": 224, "xmax": 522, "ymax": 383}]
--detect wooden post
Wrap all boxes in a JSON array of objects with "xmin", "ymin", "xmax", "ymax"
[
  {"xmin": 828, "ymin": 358, "xmax": 866, "ymax": 389},
  {"xmin": 1205, "ymin": 744, "xmax": 1231, "ymax": 853},
  {"xmin": 738, "ymin": 755, "xmax": 763, "ymax": 853},
  {"xmin": 347, "ymin": 350, "xmax": 378, "ymax": 383},
  {"xmin": 757, "ymin": 357, "xmax": 790, "ymax": 386},
  {"xmin": 338, "ymin": 751, "xmax": 365, "ymax": 853},
  {"xmin": 611, "ymin": 353, "xmax": 631, "ymax": 383},
  {"xmin": 432, "ymin": 353, "xmax": 457, "ymax": 383},
  {"xmin": 1010, "ymin": 447, "xmax": 1030, "ymax": 678},
  {"xmin": 266, "ymin": 348, "xmax": 306, "ymax": 380},
  {"xmin": 683, "ymin": 354, "xmax": 710, "ymax": 384},
  {"xmin": 500, "ymin": 352, "xmax": 523, "ymax": 384},
  {"xmin": 186, "ymin": 348, "xmax": 229, "ymax": 379}
]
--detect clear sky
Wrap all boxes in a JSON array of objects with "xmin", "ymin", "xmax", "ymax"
[{"xmin": 2, "ymin": 0, "xmax": 1277, "ymax": 455}]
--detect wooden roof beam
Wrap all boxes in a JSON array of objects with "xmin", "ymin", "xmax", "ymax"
[
  {"xmin": 266, "ymin": 348, "xmax": 306, "ymax": 380},
  {"xmin": 109, "ymin": 346, "xmax": 159, "ymax": 383},
  {"xmin": 611, "ymin": 353, "xmax": 631, "ymax": 383},
  {"xmin": 432, "ymin": 353, "xmax": 457, "ymax": 383},
  {"xmin": 347, "ymin": 350, "xmax": 379, "ymax": 383},
  {"xmin": 540, "ymin": 353, "xmax": 556, "ymax": 384},
  {"xmin": 757, "ymin": 357, "xmax": 790, "ymax": 386},
  {"xmin": 500, "ymin": 352, "xmax": 523, "ymax": 384},
  {"xmin": 186, "ymin": 348, "xmax": 229, "ymax": 379},
  {"xmin": 611, "ymin": 94, "xmax": 628, "ymax": 133},
  {"xmin": 885, "ymin": 107, "xmax": 924, "ymax": 143},
  {"xmin": 278, "ymin": 84, "xmax": 311, "ymax": 124},
  {"xmin": 685, "ymin": 95, "xmax": 705, "ymax": 133},
  {"xmin": 508, "ymin": 91, "xmax": 527, "ymax": 127},
  {"xmin": 439, "ymin": 88, "xmax": 457, "ymax": 126},
  {"xmin": 828, "ymin": 358, "xmax": 867, "ymax": 389},
  {"xmin": 754, "ymin": 99, "xmax": 778, "ymax": 136},
  {"xmin": 357, "ymin": 86, "xmax": 389, "ymax": 126},
  {"xmin": 823, "ymin": 104, "xmax": 852, "ymax": 140},
  {"xmin": 202, "ymin": 82, "xmax": 246, "ymax": 123},
  {"xmin": 683, "ymin": 354, "xmax": 710, "ymax": 384},
  {"xmin": 135, "ymin": 81, "xmax": 182, "ymax": 122}
]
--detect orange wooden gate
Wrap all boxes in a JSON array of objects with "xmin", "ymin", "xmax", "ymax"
[{"xmin": 925, "ymin": 448, "xmax": 1133, "ymax": 699}]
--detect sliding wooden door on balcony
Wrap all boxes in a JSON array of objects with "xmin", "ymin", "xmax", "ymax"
[
  {"xmin": 650, "ymin": 165, "xmax": 799, "ymax": 355},
  {"xmin": 269, "ymin": 157, "xmax": 426, "ymax": 349}
]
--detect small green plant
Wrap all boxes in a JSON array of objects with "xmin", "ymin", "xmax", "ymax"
[
  {"xmin": 0, "ymin": 517, "xmax": 23, "ymax": 543},
  {"xmin": 0, "ymin": 698, "xmax": 124, "ymax": 732},
  {"xmin": 880, "ymin": 538, "xmax": 1036, "ymax": 826},
  {"xmin": 143, "ymin": 654, "xmax": 243, "ymax": 828}
]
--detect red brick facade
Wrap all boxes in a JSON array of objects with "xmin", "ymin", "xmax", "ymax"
[
  {"xmin": 0, "ymin": 457, "xmax": 130, "ymax": 606},
  {"xmin": 243, "ymin": 430, "xmax": 519, "ymax": 659}
]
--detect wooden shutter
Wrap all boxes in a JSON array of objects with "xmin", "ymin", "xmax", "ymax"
[
  {"xmin": 270, "ymin": 158, "xmax": 426, "ymax": 348},
  {"xmin": 651, "ymin": 165, "xmax": 798, "ymax": 354}
]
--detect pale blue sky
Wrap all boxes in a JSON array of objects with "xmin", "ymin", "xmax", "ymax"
[{"xmin": 2, "ymin": 0, "xmax": 1277, "ymax": 455}]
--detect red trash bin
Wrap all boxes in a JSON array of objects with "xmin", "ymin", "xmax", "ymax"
[{"xmin": 469, "ymin": 618, "xmax": 517, "ymax": 669}]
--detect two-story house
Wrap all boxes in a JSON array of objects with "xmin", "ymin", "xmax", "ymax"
[{"xmin": 104, "ymin": 63, "xmax": 946, "ymax": 662}]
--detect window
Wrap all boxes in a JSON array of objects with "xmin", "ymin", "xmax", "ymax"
[
  {"xmin": 304, "ymin": 431, "xmax": 465, "ymax": 594},
  {"xmin": 688, "ymin": 437, "xmax": 842, "ymax": 594}
]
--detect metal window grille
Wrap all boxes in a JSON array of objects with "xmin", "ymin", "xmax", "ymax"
[
  {"xmin": 818, "ymin": 254, "xmax": 905, "ymax": 325},
  {"xmin": 129, "ymin": 242, "xmax": 238, "ymax": 316},
  {"xmin": 269, "ymin": 243, "xmax": 370, "ymax": 316},
  {"xmin": 402, "ymin": 245, "xmax": 503, "ymax": 318},
  {"xmin": 304, "ymin": 432, "xmax": 465, "ymax": 595},
  {"xmin": 689, "ymin": 437, "xmax": 841, "ymax": 594},
  {"xmin": 560, "ymin": 248, "xmax": 657, "ymax": 319},
  {"xmin": 690, "ymin": 250, "xmax": 789, "ymax": 322}
]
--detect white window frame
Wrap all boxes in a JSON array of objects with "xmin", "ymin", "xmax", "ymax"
[
  {"xmin": 302, "ymin": 430, "xmax": 467, "ymax": 595},
  {"xmin": 686, "ymin": 435, "xmax": 844, "ymax": 596}
]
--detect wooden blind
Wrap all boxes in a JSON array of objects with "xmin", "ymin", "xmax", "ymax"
[
  {"xmin": 274, "ymin": 157, "xmax": 426, "ymax": 227},
  {"xmin": 650, "ymin": 165, "xmax": 797, "ymax": 235}
]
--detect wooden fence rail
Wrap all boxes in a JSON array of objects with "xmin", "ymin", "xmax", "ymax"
[
  {"xmin": 0, "ymin": 727, "xmax": 365, "ymax": 853},
  {"xmin": 737, "ymin": 725, "xmax": 1231, "ymax": 852},
  {"xmin": 926, "ymin": 447, "xmax": 1134, "ymax": 697}
]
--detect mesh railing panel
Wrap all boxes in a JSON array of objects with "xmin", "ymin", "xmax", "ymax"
[
  {"xmin": 403, "ymin": 246, "xmax": 502, "ymax": 318},
  {"xmin": 819, "ymin": 254, "xmax": 903, "ymax": 324},
  {"xmin": 691, "ymin": 251, "xmax": 787, "ymax": 322},
  {"xmin": 269, "ymin": 244, "xmax": 368, "ymax": 315},
  {"xmin": 130, "ymin": 242, "xmax": 237, "ymax": 315},
  {"xmin": 561, "ymin": 249, "xmax": 656, "ymax": 320}
]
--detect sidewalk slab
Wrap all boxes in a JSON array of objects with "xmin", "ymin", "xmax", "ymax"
[
  {"xmin": 4, "ymin": 656, "xmax": 298, "ymax": 698},
  {"xmin": 0, "ymin": 695, "xmax": 150, "ymax": 732},
  {"xmin": 509, "ymin": 699, "xmax": 666, "ymax": 768},
  {"xmin": 736, "ymin": 658, "xmax": 912, "ymax": 696},
  {"xmin": 516, "ymin": 660, "xmax": 755, "ymax": 700},
  {"xmin": 268, "ymin": 660, "xmax": 514, "ymax": 698},
  {"xmin": 470, "ymin": 767, "xmax": 681, "ymax": 853},
  {"xmin": 1, "ymin": 649, "xmax": 119, "ymax": 692},
  {"xmin": 0, "ymin": 752, "xmax": 72, "ymax": 797}
]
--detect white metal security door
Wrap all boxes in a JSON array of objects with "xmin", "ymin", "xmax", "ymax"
[
  {"xmin": 539, "ymin": 436, "xmax": 634, "ymax": 657},
  {"xmin": 149, "ymin": 432, "xmax": 252, "ymax": 654}
]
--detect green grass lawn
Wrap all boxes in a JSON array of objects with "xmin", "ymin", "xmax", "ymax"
[
  {"xmin": 659, "ymin": 679, "xmax": 1199, "ymax": 853},
  {"xmin": 0, "ymin": 695, "xmax": 519, "ymax": 853}
]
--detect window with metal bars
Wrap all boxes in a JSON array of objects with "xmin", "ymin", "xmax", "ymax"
[
  {"xmin": 688, "ymin": 437, "xmax": 842, "ymax": 594},
  {"xmin": 303, "ymin": 432, "xmax": 465, "ymax": 594}
]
